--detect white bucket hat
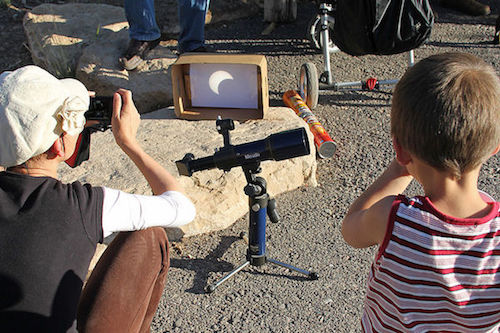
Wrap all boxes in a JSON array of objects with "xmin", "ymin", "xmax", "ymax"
[{"xmin": 0, "ymin": 65, "xmax": 89, "ymax": 168}]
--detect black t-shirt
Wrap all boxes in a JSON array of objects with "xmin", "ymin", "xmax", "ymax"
[{"xmin": 0, "ymin": 171, "xmax": 103, "ymax": 332}]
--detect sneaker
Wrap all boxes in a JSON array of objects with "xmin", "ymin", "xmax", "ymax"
[{"xmin": 119, "ymin": 38, "xmax": 161, "ymax": 71}]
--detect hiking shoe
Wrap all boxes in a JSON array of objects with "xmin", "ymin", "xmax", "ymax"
[{"xmin": 119, "ymin": 38, "xmax": 161, "ymax": 71}]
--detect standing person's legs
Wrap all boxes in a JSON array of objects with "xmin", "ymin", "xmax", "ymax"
[
  {"xmin": 124, "ymin": 0, "xmax": 161, "ymax": 41},
  {"xmin": 77, "ymin": 227, "xmax": 169, "ymax": 333},
  {"xmin": 120, "ymin": 0, "xmax": 162, "ymax": 70},
  {"xmin": 177, "ymin": 0, "xmax": 210, "ymax": 53}
]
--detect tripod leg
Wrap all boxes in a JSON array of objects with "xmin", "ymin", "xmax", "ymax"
[
  {"xmin": 267, "ymin": 258, "xmax": 319, "ymax": 280},
  {"xmin": 205, "ymin": 261, "xmax": 251, "ymax": 293}
]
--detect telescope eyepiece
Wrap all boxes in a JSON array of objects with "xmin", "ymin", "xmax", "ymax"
[{"xmin": 175, "ymin": 153, "xmax": 195, "ymax": 177}]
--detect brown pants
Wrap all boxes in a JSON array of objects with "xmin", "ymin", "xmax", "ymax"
[{"xmin": 77, "ymin": 227, "xmax": 169, "ymax": 333}]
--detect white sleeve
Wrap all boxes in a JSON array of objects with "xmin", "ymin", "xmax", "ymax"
[{"xmin": 101, "ymin": 187, "xmax": 196, "ymax": 238}]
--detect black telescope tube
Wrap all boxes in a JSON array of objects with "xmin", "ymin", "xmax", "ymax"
[
  {"xmin": 176, "ymin": 127, "xmax": 310, "ymax": 176},
  {"xmin": 268, "ymin": 128, "xmax": 310, "ymax": 160},
  {"xmin": 213, "ymin": 128, "xmax": 309, "ymax": 171},
  {"xmin": 187, "ymin": 155, "xmax": 216, "ymax": 173},
  {"xmin": 217, "ymin": 140, "xmax": 268, "ymax": 170}
]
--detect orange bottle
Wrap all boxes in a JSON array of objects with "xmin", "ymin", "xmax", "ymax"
[{"xmin": 283, "ymin": 90, "xmax": 336, "ymax": 158}]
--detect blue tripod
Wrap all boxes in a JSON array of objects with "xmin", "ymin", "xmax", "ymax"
[{"xmin": 205, "ymin": 163, "xmax": 319, "ymax": 293}]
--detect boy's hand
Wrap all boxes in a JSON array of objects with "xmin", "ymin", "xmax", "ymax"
[
  {"xmin": 111, "ymin": 89, "xmax": 141, "ymax": 149},
  {"xmin": 341, "ymin": 159, "xmax": 413, "ymax": 248}
]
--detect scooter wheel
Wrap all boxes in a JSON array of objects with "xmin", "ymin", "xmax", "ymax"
[
  {"xmin": 307, "ymin": 14, "xmax": 335, "ymax": 52},
  {"xmin": 299, "ymin": 62, "xmax": 319, "ymax": 109}
]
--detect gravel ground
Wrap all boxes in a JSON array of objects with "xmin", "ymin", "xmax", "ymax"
[
  {"xmin": 1, "ymin": 0, "xmax": 499, "ymax": 332},
  {"xmin": 149, "ymin": 2, "xmax": 499, "ymax": 332}
]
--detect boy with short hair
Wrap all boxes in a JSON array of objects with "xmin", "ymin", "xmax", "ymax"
[{"xmin": 341, "ymin": 52, "xmax": 500, "ymax": 331}]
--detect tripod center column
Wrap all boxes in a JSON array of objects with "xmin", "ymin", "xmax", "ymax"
[{"xmin": 247, "ymin": 194, "xmax": 269, "ymax": 266}]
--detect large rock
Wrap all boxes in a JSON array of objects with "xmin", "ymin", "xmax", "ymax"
[
  {"xmin": 76, "ymin": 29, "xmax": 178, "ymax": 114},
  {"xmin": 23, "ymin": 3, "xmax": 175, "ymax": 114},
  {"xmin": 23, "ymin": 3, "xmax": 128, "ymax": 78},
  {"xmin": 58, "ymin": 107, "xmax": 317, "ymax": 240}
]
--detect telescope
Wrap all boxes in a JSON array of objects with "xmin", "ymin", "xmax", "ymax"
[
  {"xmin": 176, "ymin": 118, "xmax": 311, "ymax": 176},
  {"xmin": 179, "ymin": 118, "xmax": 318, "ymax": 293}
]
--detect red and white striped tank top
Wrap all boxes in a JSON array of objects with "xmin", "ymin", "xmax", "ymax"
[{"xmin": 362, "ymin": 195, "xmax": 500, "ymax": 332}]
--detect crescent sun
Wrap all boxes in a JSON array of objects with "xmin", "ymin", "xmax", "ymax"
[{"xmin": 208, "ymin": 70, "xmax": 234, "ymax": 95}]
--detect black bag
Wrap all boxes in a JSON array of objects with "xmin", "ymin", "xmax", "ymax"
[{"xmin": 332, "ymin": 0, "xmax": 434, "ymax": 56}]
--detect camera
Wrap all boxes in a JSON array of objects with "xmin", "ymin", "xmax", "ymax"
[
  {"xmin": 84, "ymin": 96, "xmax": 113, "ymax": 131},
  {"xmin": 176, "ymin": 118, "xmax": 311, "ymax": 176}
]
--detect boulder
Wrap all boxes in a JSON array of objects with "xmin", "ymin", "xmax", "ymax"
[
  {"xmin": 23, "ymin": 3, "xmax": 128, "ymax": 78},
  {"xmin": 58, "ymin": 106, "xmax": 317, "ymax": 240},
  {"xmin": 22, "ymin": 3, "xmax": 175, "ymax": 114},
  {"xmin": 76, "ymin": 29, "xmax": 178, "ymax": 114}
]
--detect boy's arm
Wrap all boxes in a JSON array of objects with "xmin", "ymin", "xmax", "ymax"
[{"xmin": 341, "ymin": 160, "xmax": 413, "ymax": 248}]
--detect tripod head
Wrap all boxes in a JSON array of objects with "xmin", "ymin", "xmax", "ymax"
[{"xmin": 216, "ymin": 117, "xmax": 234, "ymax": 147}]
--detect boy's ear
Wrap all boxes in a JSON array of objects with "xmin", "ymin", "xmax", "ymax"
[
  {"xmin": 492, "ymin": 144, "xmax": 500, "ymax": 156},
  {"xmin": 49, "ymin": 136, "xmax": 65, "ymax": 158},
  {"xmin": 392, "ymin": 137, "xmax": 412, "ymax": 165}
]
